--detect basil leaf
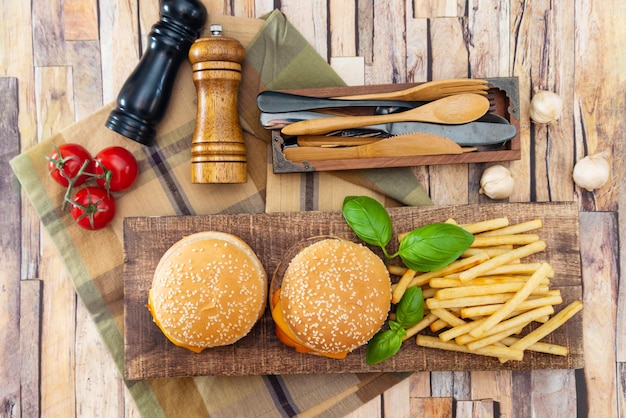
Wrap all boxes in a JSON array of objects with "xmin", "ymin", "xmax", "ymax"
[
  {"xmin": 365, "ymin": 321, "xmax": 404, "ymax": 365},
  {"xmin": 397, "ymin": 223, "xmax": 474, "ymax": 272},
  {"xmin": 342, "ymin": 196, "xmax": 392, "ymax": 248},
  {"xmin": 395, "ymin": 286, "xmax": 424, "ymax": 329}
]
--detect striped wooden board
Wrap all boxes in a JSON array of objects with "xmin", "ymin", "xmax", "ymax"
[{"xmin": 124, "ymin": 202, "xmax": 583, "ymax": 379}]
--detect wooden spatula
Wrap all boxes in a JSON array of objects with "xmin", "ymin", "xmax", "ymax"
[{"xmin": 282, "ymin": 133, "xmax": 471, "ymax": 162}]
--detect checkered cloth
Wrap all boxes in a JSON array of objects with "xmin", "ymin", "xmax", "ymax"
[{"xmin": 11, "ymin": 10, "xmax": 431, "ymax": 417}]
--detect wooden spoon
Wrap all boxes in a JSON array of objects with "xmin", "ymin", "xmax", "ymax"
[
  {"xmin": 282, "ymin": 133, "xmax": 471, "ymax": 162},
  {"xmin": 281, "ymin": 93, "xmax": 490, "ymax": 136},
  {"xmin": 335, "ymin": 78, "xmax": 489, "ymax": 101}
]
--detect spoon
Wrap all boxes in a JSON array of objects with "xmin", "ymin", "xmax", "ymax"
[{"xmin": 281, "ymin": 94, "xmax": 490, "ymax": 136}]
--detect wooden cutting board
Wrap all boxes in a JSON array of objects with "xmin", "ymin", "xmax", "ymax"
[{"xmin": 123, "ymin": 202, "xmax": 583, "ymax": 379}]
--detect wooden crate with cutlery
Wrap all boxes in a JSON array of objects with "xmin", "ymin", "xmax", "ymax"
[{"xmin": 260, "ymin": 77, "xmax": 521, "ymax": 173}]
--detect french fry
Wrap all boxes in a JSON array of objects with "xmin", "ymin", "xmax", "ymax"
[
  {"xmin": 476, "ymin": 218, "xmax": 543, "ymax": 237},
  {"xmin": 470, "ymin": 234, "xmax": 540, "ymax": 247},
  {"xmin": 499, "ymin": 337, "xmax": 568, "ymax": 356},
  {"xmin": 391, "ymin": 268, "xmax": 417, "ymax": 303},
  {"xmin": 506, "ymin": 301, "xmax": 583, "ymax": 353},
  {"xmin": 417, "ymin": 335, "xmax": 523, "ymax": 361},
  {"xmin": 463, "ymin": 262, "xmax": 547, "ymax": 277},
  {"xmin": 426, "ymin": 293, "xmax": 516, "ymax": 310},
  {"xmin": 387, "ymin": 265, "xmax": 408, "ymax": 276},
  {"xmin": 403, "ymin": 313, "xmax": 439, "ymax": 341},
  {"xmin": 429, "ymin": 318, "xmax": 450, "ymax": 333},
  {"xmin": 468, "ymin": 263, "xmax": 553, "ymax": 338},
  {"xmin": 459, "ymin": 305, "xmax": 555, "ymax": 349},
  {"xmin": 461, "ymin": 247, "xmax": 513, "ymax": 258},
  {"xmin": 431, "ymin": 308, "xmax": 466, "ymax": 327},
  {"xmin": 430, "ymin": 276, "xmax": 549, "ymax": 289},
  {"xmin": 465, "ymin": 322, "xmax": 533, "ymax": 351},
  {"xmin": 460, "ymin": 292, "xmax": 562, "ymax": 318},
  {"xmin": 434, "ymin": 283, "xmax": 550, "ymax": 300},
  {"xmin": 458, "ymin": 241, "xmax": 548, "ymax": 282},
  {"xmin": 459, "ymin": 217, "xmax": 510, "ymax": 234}
]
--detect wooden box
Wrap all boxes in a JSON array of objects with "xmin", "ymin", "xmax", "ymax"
[{"xmin": 271, "ymin": 77, "xmax": 520, "ymax": 173}]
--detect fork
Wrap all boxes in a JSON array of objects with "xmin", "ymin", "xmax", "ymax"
[{"xmin": 334, "ymin": 78, "xmax": 489, "ymax": 102}]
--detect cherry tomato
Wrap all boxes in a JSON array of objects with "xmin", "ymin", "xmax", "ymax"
[
  {"xmin": 47, "ymin": 143, "xmax": 93, "ymax": 187},
  {"xmin": 70, "ymin": 186, "xmax": 116, "ymax": 230},
  {"xmin": 94, "ymin": 146, "xmax": 139, "ymax": 192}
]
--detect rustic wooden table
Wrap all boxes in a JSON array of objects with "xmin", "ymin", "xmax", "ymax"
[{"xmin": 1, "ymin": 1, "xmax": 624, "ymax": 417}]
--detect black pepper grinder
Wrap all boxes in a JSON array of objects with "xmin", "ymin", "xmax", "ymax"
[{"xmin": 105, "ymin": 0, "xmax": 207, "ymax": 146}]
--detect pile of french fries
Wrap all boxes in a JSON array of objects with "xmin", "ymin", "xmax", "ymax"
[{"xmin": 388, "ymin": 216, "xmax": 583, "ymax": 363}]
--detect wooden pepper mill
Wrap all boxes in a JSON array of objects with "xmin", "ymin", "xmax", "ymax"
[{"xmin": 188, "ymin": 24, "xmax": 247, "ymax": 184}]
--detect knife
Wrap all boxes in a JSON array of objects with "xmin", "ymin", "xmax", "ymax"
[
  {"xmin": 256, "ymin": 90, "xmax": 422, "ymax": 113},
  {"xmin": 282, "ymin": 133, "xmax": 470, "ymax": 162},
  {"xmin": 263, "ymin": 111, "xmax": 516, "ymax": 147}
]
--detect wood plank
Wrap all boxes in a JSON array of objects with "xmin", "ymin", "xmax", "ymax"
[
  {"xmin": 1, "ymin": 0, "xmax": 41, "ymax": 285},
  {"xmin": 19, "ymin": 279, "xmax": 43, "ymax": 418},
  {"xmin": 383, "ymin": 379, "xmax": 410, "ymax": 417},
  {"xmin": 409, "ymin": 372, "xmax": 431, "ymax": 397},
  {"xmin": 66, "ymin": 40, "xmax": 103, "ymax": 120},
  {"xmin": 456, "ymin": 399, "xmax": 496, "ymax": 418},
  {"xmin": 124, "ymin": 203, "xmax": 583, "ymax": 379},
  {"xmin": 0, "ymin": 76, "xmax": 22, "ymax": 418},
  {"xmin": 63, "ymin": 0, "xmax": 99, "ymax": 41},
  {"xmin": 99, "ymin": 0, "xmax": 140, "ymax": 102},
  {"xmin": 470, "ymin": 371, "xmax": 512, "ymax": 418},
  {"xmin": 32, "ymin": 0, "xmax": 66, "ymax": 66},
  {"xmin": 530, "ymin": 369, "xmax": 577, "ymax": 416},
  {"xmin": 35, "ymin": 64, "xmax": 77, "ymax": 418},
  {"xmin": 508, "ymin": 0, "xmax": 533, "ymax": 202},
  {"xmin": 413, "ymin": 0, "xmax": 465, "ymax": 18},
  {"xmin": 428, "ymin": 17, "xmax": 470, "ymax": 205},
  {"xmin": 365, "ymin": 1, "xmax": 406, "ymax": 84},
  {"xmin": 530, "ymin": 0, "xmax": 576, "ymax": 203},
  {"xmin": 329, "ymin": 0, "xmax": 357, "ymax": 57},
  {"xmin": 579, "ymin": 211, "xmax": 619, "ymax": 417},
  {"xmin": 511, "ymin": 371, "xmax": 533, "ymax": 417},
  {"xmin": 75, "ymin": 302, "xmax": 125, "ymax": 418},
  {"xmin": 280, "ymin": 0, "xmax": 328, "ymax": 60},
  {"xmin": 410, "ymin": 397, "xmax": 454, "ymax": 417}
]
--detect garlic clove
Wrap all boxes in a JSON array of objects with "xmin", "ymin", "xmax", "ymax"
[
  {"xmin": 529, "ymin": 88, "xmax": 563, "ymax": 125},
  {"xmin": 479, "ymin": 165, "xmax": 515, "ymax": 200},
  {"xmin": 573, "ymin": 151, "xmax": 610, "ymax": 191}
]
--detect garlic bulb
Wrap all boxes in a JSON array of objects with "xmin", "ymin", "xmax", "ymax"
[
  {"xmin": 479, "ymin": 165, "xmax": 515, "ymax": 200},
  {"xmin": 573, "ymin": 151, "xmax": 610, "ymax": 191},
  {"xmin": 529, "ymin": 88, "xmax": 563, "ymax": 125}
]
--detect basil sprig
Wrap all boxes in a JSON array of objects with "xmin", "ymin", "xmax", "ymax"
[
  {"xmin": 342, "ymin": 196, "xmax": 393, "ymax": 261},
  {"xmin": 342, "ymin": 196, "xmax": 474, "ymax": 272},
  {"xmin": 366, "ymin": 287, "xmax": 424, "ymax": 365},
  {"xmin": 394, "ymin": 286, "xmax": 424, "ymax": 328},
  {"xmin": 342, "ymin": 195, "xmax": 474, "ymax": 364}
]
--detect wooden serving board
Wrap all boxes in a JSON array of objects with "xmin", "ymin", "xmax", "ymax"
[{"xmin": 123, "ymin": 202, "xmax": 583, "ymax": 379}]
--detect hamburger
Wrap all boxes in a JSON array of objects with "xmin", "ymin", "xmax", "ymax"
[
  {"xmin": 148, "ymin": 231, "xmax": 267, "ymax": 353},
  {"xmin": 270, "ymin": 237, "xmax": 391, "ymax": 359}
]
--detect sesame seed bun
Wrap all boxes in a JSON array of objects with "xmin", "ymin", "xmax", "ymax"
[
  {"xmin": 148, "ymin": 231, "xmax": 267, "ymax": 352},
  {"xmin": 275, "ymin": 237, "xmax": 391, "ymax": 355}
]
